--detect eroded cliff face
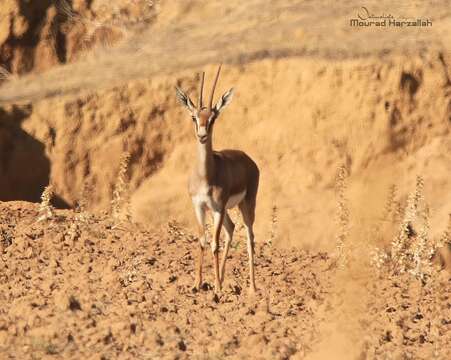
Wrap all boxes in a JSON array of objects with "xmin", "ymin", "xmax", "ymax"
[
  {"xmin": 0, "ymin": 0, "xmax": 155, "ymax": 76},
  {"xmin": 0, "ymin": 104, "xmax": 50, "ymax": 203},
  {"xmin": 1, "ymin": 53, "xmax": 449, "ymax": 249}
]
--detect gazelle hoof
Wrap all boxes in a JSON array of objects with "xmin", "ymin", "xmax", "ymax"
[
  {"xmin": 212, "ymin": 293, "xmax": 220, "ymax": 303},
  {"xmin": 249, "ymin": 286, "xmax": 257, "ymax": 296},
  {"xmin": 214, "ymin": 282, "xmax": 222, "ymax": 294},
  {"xmin": 192, "ymin": 280, "xmax": 202, "ymax": 293}
]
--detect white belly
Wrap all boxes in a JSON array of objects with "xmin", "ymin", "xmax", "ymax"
[
  {"xmin": 226, "ymin": 190, "xmax": 246, "ymax": 209},
  {"xmin": 193, "ymin": 193, "xmax": 221, "ymax": 212},
  {"xmin": 192, "ymin": 190, "xmax": 246, "ymax": 211}
]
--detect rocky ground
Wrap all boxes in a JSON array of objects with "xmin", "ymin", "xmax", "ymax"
[{"xmin": 0, "ymin": 201, "xmax": 449, "ymax": 359}]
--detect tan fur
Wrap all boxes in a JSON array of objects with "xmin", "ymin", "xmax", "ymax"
[
  {"xmin": 177, "ymin": 67, "xmax": 260, "ymax": 294},
  {"xmin": 188, "ymin": 149, "xmax": 259, "ymax": 204}
]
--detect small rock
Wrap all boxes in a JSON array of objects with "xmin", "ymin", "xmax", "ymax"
[
  {"xmin": 212, "ymin": 293, "xmax": 220, "ymax": 303},
  {"xmin": 146, "ymin": 257, "xmax": 156, "ymax": 266},
  {"xmin": 68, "ymin": 295, "xmax": 82, "ymax": 311},
  {"xmin": 201, "ymin": 283, "xmax": 211, "ymax": 291},
  {"xmin": 178, "ymin": 340, "xmax": 187, "ymax": 351}
]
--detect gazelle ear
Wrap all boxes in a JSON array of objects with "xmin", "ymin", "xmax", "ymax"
[
  {"xmin": 175, "ymin": 87, "xmax": 196, "ymax": 113},
  {"xmin": 214, "ymin": 88, "xmax": 234, "ymax": 113}
]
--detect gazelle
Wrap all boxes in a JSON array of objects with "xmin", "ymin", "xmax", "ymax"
[{"xmin": 176, "ymin": 65, "xmax": 260, "ymax": 294}]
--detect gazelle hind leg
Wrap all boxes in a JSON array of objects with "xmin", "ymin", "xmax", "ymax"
[
  {"xmin": 212, "ymin": 209, "xmax": 225, "ymax": 294},
  {"xmin": 239, "ymin": 200, "xmax": 256, "ymax": 293},
  {"xmin": 220, "ymin": 212, "xmax": 235, "ymax": 284},
  {"xmin": 193, "ymin": 203, "xmax": 207, "ymax": 291}
]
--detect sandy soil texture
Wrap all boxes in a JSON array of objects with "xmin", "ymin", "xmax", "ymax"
[
  {"xmin": 0, "ymin": 202, "xmax": 449, "ymax": 359},
  {"xmin": 0, "ymin": 202, "xmax": 332, "ymax": 359}
]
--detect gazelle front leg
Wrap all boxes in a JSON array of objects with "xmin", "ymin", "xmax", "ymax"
[
  {"xmin": 211, "ymin": 208, "xmax": 225, "ymax": 294},
  {"xmin": 220, "ymin": 212, "xmax": 235, "ymax": 285},
  {"xmin": 193, "ymin": 203, "xmax": 207, "ymax": 291},
  {"xmin": 245, "ymin": 224, "xmax": 256, "ymax": 293}
]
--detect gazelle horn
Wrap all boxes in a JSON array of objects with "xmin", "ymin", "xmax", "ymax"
[
  {"xmin": 208, "ymin": 64, "xmax": 222, "ymax": 110},
  {"xmin": 198, "ymin": 72, "xmax": 205, "ymax": 109}
]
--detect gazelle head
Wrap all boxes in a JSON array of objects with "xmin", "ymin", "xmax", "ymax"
[{"xmin": 176, "ymin": 65, "xmax": 234, "ymax": 144}]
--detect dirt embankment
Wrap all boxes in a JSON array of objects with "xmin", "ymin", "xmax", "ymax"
[{"xmin": 1, "ymin": 52, "xmax": 449, "ymax": 251}]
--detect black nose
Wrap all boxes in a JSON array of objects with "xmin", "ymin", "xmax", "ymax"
[{"xmin": 198, "ymin": 135, "xmax": 208, "ymax": 143}]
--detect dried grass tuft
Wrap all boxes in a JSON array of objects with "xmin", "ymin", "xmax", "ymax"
[
  {"xmin": 370, "ymin": 247, "xmax": 390, "ymax": 271},
  {"xmin": 439, "ymin": 213, "xmax": 451, "ymax": 246},
  {"xmin": 334, "ymin": 165, "xmax": 350, "ymax": 267},
  {"xmin": 268, "ymin": 205, "xmax": 278, "ymax": 247},
  {"xmin": 111, "ymin": 152, "xmax": 132, "ymax": 225},
  {"xmin": 56, "ymin": 0, "xmax": 155, "ymax": 53},
  {"xmin": 77, "ymin": 181, "xmax": 93, "ymax": 222},
  {"xmin": 383, "ymin": 184, "xmax": 402, "ymax": 223},
  {"xmin": 0, "ymin": 66, "xmax": 16, "ymax": 82},
  {"xmin": 67, "ymin": 181, "xmax": 93, "ymax": 241},
  {"xmin": 37, "ymin": 185, "xmax": 55, "ymax": 222},
  {"xmin": 57, "ymin": 0, "xmax": 124, "ymax": 51},
  {"xmin": 372, "ymin": 176, "xmax": 443, "ymax": 282},
  {"xmin": 370, "ymin": 184, "xmax": 399, "ymax": 271},
  {"xmin": 390, "ymin": 177, "xmax": 422, "ymax": 274}
]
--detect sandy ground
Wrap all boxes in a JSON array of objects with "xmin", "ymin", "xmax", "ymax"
[{"xmin": 0, "ymin": 201, "xmax": 449, "ymax": 359}]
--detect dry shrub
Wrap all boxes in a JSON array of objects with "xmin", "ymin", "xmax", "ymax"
[
  {"xmin": 267, "ymin": 205, "xmax": 278, "ymax": 247},
  {"xmin": 439, "ymin": 213, "xmax": 451, "ymax": 246},
  {"xmin": 444, "ymin": 214, "xmax": 451, "ymax": 238},
  {"xmin": 370, "ymin": 184, "xmax": 399, "ymax": 269},
  {"xmin": 111, "ymin": 152, "xmax": 132, "ymax": 225},
  {"xmin": 431, "ymin": 213, "xmax": 451, "ymax": 270},
  {"xmin": 56, "ymin": 0, "xmax": 155, "ymax": 53},
  {"xmin": 334, "ymin": 165, "xmax": 350, "ymax": 267},
  {"xmin": 66, "ymin": 181, "xmax": 93, "ymax": 241},
  {"xmin": 58, "ymin": 0, "xmax": 125, "ymax": 48},
  {"xmin": 37, "ymin": 185, "xmax": 54, "ymax": 222},
  {"xmin": 383, "ymin": 184, "xmax": 403, "ymax": 223},
  {"xmin": 392, "ymin": 176, "xmax": 431, "ymax": 279},
  {"xmin": 0, "ymin": 66, "xmax": 16, "ymax": 82},
  {"xmin": 75, "ymin": 180, "xmax": 92, "ymax": 223},
  {"xmin": 372, "ymin": 176, "xmax": 444, "ymax": 282}
]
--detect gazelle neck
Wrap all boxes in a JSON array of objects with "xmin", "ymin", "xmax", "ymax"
[{"xmin": 196, "ymin": 138, "xmax": 215, "ymax": 180}]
